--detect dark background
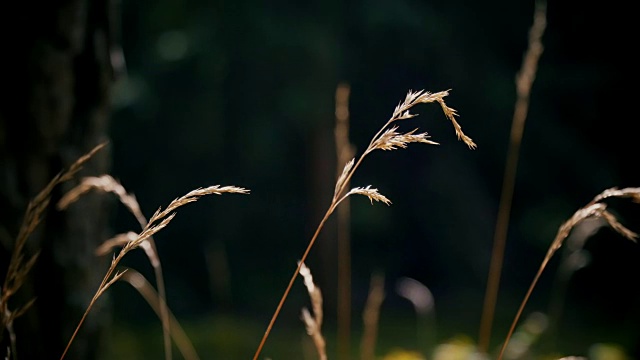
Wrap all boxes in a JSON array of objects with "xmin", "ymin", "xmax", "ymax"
[{"xmin": 100, "ymin": 0, "xmax": 639, "ymax": 358}]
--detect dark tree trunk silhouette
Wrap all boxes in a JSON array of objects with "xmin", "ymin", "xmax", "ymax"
[{"xmin": 0, "ymin": 0, "xmax": 119, "ymax": 358}]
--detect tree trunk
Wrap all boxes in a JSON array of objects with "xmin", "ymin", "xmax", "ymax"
[{"xmin": 0, "ymin": 0, "xmax": 116, "ymax": 358}]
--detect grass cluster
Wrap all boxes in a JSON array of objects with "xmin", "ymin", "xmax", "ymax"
[{"xmin": 1, "ymin": 1, "xmax": 638, "ymax": 360}]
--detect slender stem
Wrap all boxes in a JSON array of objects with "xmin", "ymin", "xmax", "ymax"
[
  {"xmin": 478, "ymin": 137, "xmax": 520, "ymax": 351},
  {"xmin": 60, "ymin": 292, "xmax": 100, "ymax": 360},
  {"xmin": 122, "ymin": 270, "xmax": 200, "ymax": 360},
  {"xmin": 497, "ymin": 258, "xmax": 548, "ymax": 360},
  {"xmin": 132, "ymin": 194, "xmax": 172, "ymax": 360},
  {"xmin": 478, "ymin": 2, "xmax": 546, "ymax": 352},
  {"xmin": 252, "ymin": 205, "xmax": 337, "ymax": 360},
  {"xmin": 253, "ymin": 89, "xmax": 455, "ymax": 358},
  {"xmin": 152, "ymin": 250, "xmax": 171, "ymax": 360},
  {"xmin": 253, "ymin": 128, "xmax": 371, "ymax": 359},
  {"xmin": 544, "ymin": 247, "xmax": 574, "ymax": 352},
  {"xmin": 335, "ymin": 82, "xmax": 353, "ymax": 360},
  {"xmin": 60, "ymin": 251, "xmax": 124, "ymax": 360}
]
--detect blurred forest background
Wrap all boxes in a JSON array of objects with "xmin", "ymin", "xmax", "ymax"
[{"xmin": 1, "ymin": 0, "xmax": 639, "ymax": 359}]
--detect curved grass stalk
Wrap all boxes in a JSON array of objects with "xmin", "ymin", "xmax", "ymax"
[
  {"xmin": 59, "ymin": 185, "xmax": 249, "ymax": 360},
  {"xmin": 0, "ymin": 142, "xmax": 107, "ymax": 349},
  {"xmin": 497, "ymin": 187, "xmax": 640, "ymax": 360},
  {"xmin": 252, "ymin": 88, "xmax": 475, "ymax": 360},
  {"xmin": 120, "ymin": 269, "xmax": 201, "ymax": 360},
  {"xmin": 58, "ymin": 175, "xmax": 173, "ymax": 360}
]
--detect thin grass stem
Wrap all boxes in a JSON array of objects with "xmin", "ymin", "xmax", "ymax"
[
  {"xmin": 253, "ymin": 88, "xmax": 474, "ymax": 360},
  {"xmin": 478, "ymin": 2, "xmax": 546, "ymax": 352},
  {"xmin": 120, "ymin": 269, "xmax": 200, "ymax": 360}
]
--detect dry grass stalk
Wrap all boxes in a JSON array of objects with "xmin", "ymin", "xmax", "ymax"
[
  {"xmin": 57, "ymin": 175, "xmax": 144, "ymax": 224},
  {"xmin": 335, "ymin": 82, "xmax": 355, "ymax": 360},
  {"xmin": 299, "ymin": 262, "xmax": 323, "ymax": 329},
  {"xmin": 57, "ymin": 174, "xmax": 172, "ymax": 360},
  {"xmin": 360, "ymin": 273, "xmax": 385, "ymax": 360},
  {"xmin": 252, "ymin": 87, "xmax": 475, "ymax": 360},
  {"xmin": 120, "ymin": 268, "xmax": 200, "ymax": 360},
  {"xmin": 389, "ymin": 91, "xmax": 475, "ymax": 149},
  {"xmin": 478, "ymin": 1, "xmax": 547, "ymax": 353},
  {"xmin": 501, "ymin": 311, "xmax": 548, "ymax": 359},
  {"xmin": 254, "ymin": 88, "xmax": 475, "ymax": 360},
  {"xmin": 59, "ymin": 185, "xmax": 249, "ymax": 360},
  {"xmin": 591, "ymin": 187, "xmax": 640, "ymax": 203},
  {"xmin": 497, "ymin": 186, "xmax": 640, "ymax": 360},
  {"xmin": 299, "ymin": 262, "xmax": 326, "ymax": 360},
  {"xmin": 0, "ymin": 142, "xmax": 107, "ymax": 350}
]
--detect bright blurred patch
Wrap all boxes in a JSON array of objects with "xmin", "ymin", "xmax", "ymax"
[
  {"xmin": 432, "ymin": 335, "xmax": 486, "ymax": 360},
  {"xmin": 382, "ymin": 348, "xmax": 426, "ymax": 360},
  {"xmin": 588, "ymin": 343, "xmax": 630, "ymax": 360}
]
